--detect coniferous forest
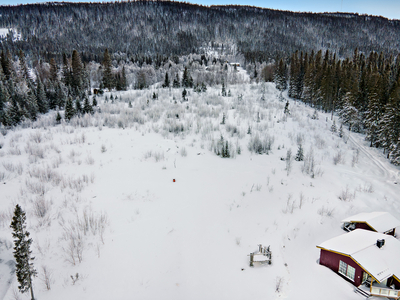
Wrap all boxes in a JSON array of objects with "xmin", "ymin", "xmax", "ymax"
[{"xmin": 0, "ymin": 0, "xmax": 400, "ymax": 164}]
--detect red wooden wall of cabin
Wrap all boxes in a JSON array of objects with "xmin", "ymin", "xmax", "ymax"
[
  {"xmin": 387, "ymin": 276, "xmax": 400, "ymax": 289},
  {"xmin": 319, "ymin": 249, "xmax": 364, "ymax": 286},
  {"xmin": 355, "ymin": 223, "xmax": 374, "ymax": 231},
  {"xmin": 385, "ymin": 228, "xmax": 396, "ymax": 236}
]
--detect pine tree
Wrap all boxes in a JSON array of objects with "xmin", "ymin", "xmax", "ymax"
[
  {"xmin": 102, "ymin": 49, "xmax": 114, "ymax": 90},
  {"xmin": 36, "ymin": 79, "xmax": 48, "ymax": 114},
  {"xmin": 162, "ymin": 72, "xmax": 170, "ymax": 88},
  {"xmin": 26, "ymin": 90, "xmax": 38, "ymax": 121},
  {"xmin": 10, "ymin": 204, "xmax": 37, "ymax": 300},
  {"xmin": 92, "ymin": 96, "xmax": 97, "ymax": 107},
  {"xmin": 182, "ymin": 88, "xmax": 187, "ymax": 101},
  {"xmin": 295, "ymin": 144, "xmax": 304, "ymax": 161},
  {"xmin": 64, "ymin": 97, "xmax": 75, "ymax": 121},
  {"xmin": 173, "ymin": 73, "xmax": 180, "ymax": 88},
  {"xmin": 56, "ymin": 82, "xmax": 67, "ymax": 109},
  {"xmin": 56, "ymin": 111, "xmax": 62, "ymax": 124},
  {"xmin": 49, "ymin": 58, "xmax": 58, "ymax": 82},
  {"xmin": 71, "ymin": 50, "xmax": 83, "ymax": 95},
  {"xmin": 62, "ymin": 53, "xmax": 71, "ymax": 87},
  {"xmin": 82, "ymin": 96, "xmax": 93, "ymax": 114},
  {"xmin": 365, "ymin": 68, "xmax": 382, "ymax": 146},
  {"xmin": 75, "ymin": 97, "xmax": 82, "ymax": 115},
  {"xmin": 181, "ymin": 67, "xmax": 192, "ymax": 88},
  {"xmin": 18, "ymin": 50, "xmax": 30, "ymax": 82},
  {"xmin": 118, "ymin": 66, "xmax": 127, "ymax": 91},
  {"xmin": 274, "ymin": 58, "xmax": 287, "ymax": 91},
  {"xmin": 7, "ymin": 99, "xmax": 22, "ymax": 126},
  {"xmin": 339, "ymin": 94, "xmax": 361, "ymax": 132}
]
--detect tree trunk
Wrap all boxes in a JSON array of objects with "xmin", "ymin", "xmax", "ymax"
[{"xmin": 29, "ymin": 276, "xmax": 35, "ymax": 300}]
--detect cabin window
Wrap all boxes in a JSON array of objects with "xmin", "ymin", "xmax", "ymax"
[
  {"xmin": 362, "ymin": 272, "xmax": 369, "ymax": 283},
  {"xmin": 339, "ymin": 260, "xmax": 355, "ymax": 281}
]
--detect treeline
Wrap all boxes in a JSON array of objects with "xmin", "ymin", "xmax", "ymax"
[
  {"xmin": 278, "ymin": 50, "xmax": 400, "ymax": 164},
  {"xmin": 0, "ymin": 48, "xmax": 128, "ymax": 126},
  {"xmin": 0, "ymin": 1, "xmax": 399, "ymax": 63}
]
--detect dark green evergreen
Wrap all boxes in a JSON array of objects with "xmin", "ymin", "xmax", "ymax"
[{"xmin": 10, "ymin": 204, "xmax": 37, "ymax": 300}]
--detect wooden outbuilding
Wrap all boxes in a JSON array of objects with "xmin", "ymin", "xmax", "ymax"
[
  {"xmin": 342, "ymin": 212, "xmax": 400, "ymax": 236},
  {"xmin": 317, "ymin": 229, "xmax": 400, "ymax": 298}
]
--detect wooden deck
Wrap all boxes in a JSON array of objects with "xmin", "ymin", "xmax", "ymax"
[{"xmin": 356, "ymin": 283, "xmax": 400, "ymax": 299}]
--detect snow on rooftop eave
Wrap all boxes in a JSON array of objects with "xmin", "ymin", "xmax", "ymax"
[{"xmin": 341, "ymin": 212, "xmax": 400, "ymax": 233}]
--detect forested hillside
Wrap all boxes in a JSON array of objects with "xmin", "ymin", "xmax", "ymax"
[
  {"xmin": 0, "ymin": 1, "xmax": 399, "ymax": 62},
  {"xmin": 0, "ymin": 1, "xmax": 400, "ymax": 165}
]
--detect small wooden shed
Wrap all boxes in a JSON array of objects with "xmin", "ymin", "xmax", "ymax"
[{"xmin": 342, "ymin": 212, "xmax": 400, "ymax": 236}]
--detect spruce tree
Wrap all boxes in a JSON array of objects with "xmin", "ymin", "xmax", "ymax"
[
  {"xmin": 49, "ymin": 58, "xmax": 58, "ymax": 82},
  {"xmin": 36, "ymin": 79, "xmax": 48, "ymax": 114},
  {"xmin": 173, "ymin": 73, "xmax": 180, "ymax": 88},
  {"xmin": 120, "ymin": 66, "xmax": 127, "ymax": 91},
  {"xmin": 182, "ymin": 67, "xmax": 192, "ymax": 88},
  {"xmin": 274, "ymin": 58, "xmax": 287, "ymax": 91},
  {"xmin": 295, "ymin": 144, "xmax": 304, "ymax": 161},
  {"xmin": 102, "ymin": 49, "xmax": 114, "ymax": 90},
  {"xmin": 92, "ymin": 96, "xmax": 97, "ymax": 107},
  {"xmin": 62, "ymin": 53, "xmax": 71, "ymax": 87},
  {"xmin": 162, "ymin": 72, "xmax": 170, "ymax": 88},
  {"xmin": 10, "ymin": 204, "xmax": 37, "ymax": 300},
  {"xmin": 64, "ymin": 97, "xmax": 75, "ymax": 121},
  {"xmin": 365, "ymin": 68, "xmax": 382, "ymax": 146},
  {"xmin": 71, "ymin": 50, "xmax": 83, "ymax": 95},
  {"xmin": 75, "ymin": 97, "xmax": 82, "ymax": 115},
  {"xmin": 83, "ymin": 96, "xmax": 93, "ymax": 114},
  {"xmin": 26, "ymin": 90, "xmax": 38, "ymax": 121},
  {"xmin": 56, "ymin": 82, "xmax": 67, "ymax": 109},
  {"xmin": 18, "ymin": 50, "xmax": 30, "ymax": 82},
  {"xmin": 56, "ymin": 111, "xmax": 62, "ymax": 124}
]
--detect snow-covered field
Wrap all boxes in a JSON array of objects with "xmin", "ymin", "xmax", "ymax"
[{"xmin": 0, "ymin": 82, "xmax": 399, "ymax": 300}]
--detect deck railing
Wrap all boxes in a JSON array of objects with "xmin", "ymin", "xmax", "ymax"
[{"xmin": 370, "ymin": 286, "xmax": 400, "ymax": 298}]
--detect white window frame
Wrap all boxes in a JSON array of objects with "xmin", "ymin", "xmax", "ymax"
[{"xmin": 338, "ymin": 260, "xmax": 355, "ymax": 281}]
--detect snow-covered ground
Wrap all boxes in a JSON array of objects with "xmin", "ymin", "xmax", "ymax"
[{"xmin": 0, "ymin": 82, "xmax": 399, "ymax": 300}]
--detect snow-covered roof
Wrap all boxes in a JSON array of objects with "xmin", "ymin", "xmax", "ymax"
[
  {"xmin": 341, "ymin": 212, "xmax": 400, "ymax": 233},
  {"xmin": 317, "ymin": 229, "xmax": 400, "ymax": 283}
]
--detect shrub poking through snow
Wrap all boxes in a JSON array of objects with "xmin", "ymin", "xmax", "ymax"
[
  {"xmin": 331, "ymin": 120, "xmax": 337, "ymax": 133},
  {"xmin": 248, "ymin": 134, "xmax": 274, "ymax": 154}
]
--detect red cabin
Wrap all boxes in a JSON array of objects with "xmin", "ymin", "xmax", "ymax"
[
  {"xmin": 317, "ymin": 229, "xmax": 400, "ymax": 299},
  {"xmin": 342, "ymin": 212, "xmax": 400, "ymax": 236}
]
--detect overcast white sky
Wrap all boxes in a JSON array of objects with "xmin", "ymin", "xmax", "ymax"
[{"xmin": 0, "ymin": 0, "xmax": 399, "ymax": 20}]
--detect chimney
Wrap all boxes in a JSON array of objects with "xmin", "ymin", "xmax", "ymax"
[{"xmin": 376, "ymin": 239, "xmax": 385, "ymax": 248}]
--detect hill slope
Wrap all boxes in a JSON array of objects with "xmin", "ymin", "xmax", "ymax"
[{"xmin": 0, "ymin": 1, "xmax": 399, "ymax": 60}]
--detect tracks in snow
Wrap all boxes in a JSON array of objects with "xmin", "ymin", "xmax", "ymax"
[{"xmin": 347, "ymin": 132, "xmax": 398, "ymax": 183}]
